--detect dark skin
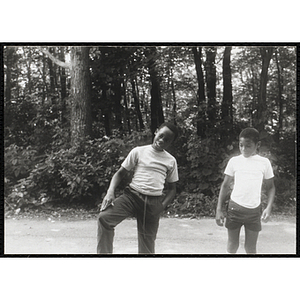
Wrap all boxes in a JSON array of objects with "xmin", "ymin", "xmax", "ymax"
[
  {"xmin": 100, "ymin": 126, "xmax": 177, "ymax": 211},
  {"xmin": 215, "ymin": 138, "xmax": 276, "ymax": 254}
]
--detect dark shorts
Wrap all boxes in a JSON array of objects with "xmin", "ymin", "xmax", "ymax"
[{"xmin": 225, "ymin": 200, "xmax": 262, "ymax": 232}]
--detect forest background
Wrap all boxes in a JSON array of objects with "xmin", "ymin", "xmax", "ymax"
[{"xmin": 3, "ymin": 44, "xmax": 296, "ymax": 218}]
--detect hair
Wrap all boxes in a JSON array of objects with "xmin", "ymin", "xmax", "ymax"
[
  {"xmin": 158, "ymin": 122, "xmax": 179, "ymax": 141},
  {"xmin": 239, "ymin": 127, "xmax": 260, "ymax": 144}
]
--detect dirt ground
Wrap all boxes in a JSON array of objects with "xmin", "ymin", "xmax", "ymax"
[{"xmin": 4, "ymin": 214, "xmax": 296, "ymax": 255}]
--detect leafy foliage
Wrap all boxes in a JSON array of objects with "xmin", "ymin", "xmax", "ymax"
[
  {"xmin": 4, "ymin": 45, "xmax": 296, "ymax": 216},
  {"xmin": 184, "ymin": 134, "xmax": 230, "ymax": 194},
  {"xmin": 5, "ymin": 138, "xmax": 128, "ymax": 208},
  {"xmin": 165, "ymin": 191, "xmax": 217, "ymax": 217}
]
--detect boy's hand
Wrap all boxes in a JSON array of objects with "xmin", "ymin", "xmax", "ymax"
[
  {"xmin": 261, "ymin": 207, "xmax": 272, "ymax": 222},
  {"xmin": 215, "ymin": 208, "xmax": 224, "ymax": 226},
  {"xmin": 100, "ymin": 191, "xmax": 115, "ymax": 211}
]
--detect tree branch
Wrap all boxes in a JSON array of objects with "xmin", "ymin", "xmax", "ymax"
[{"xmin": 39, "ymin": 47, "xmax": 71, "ymax": 69}]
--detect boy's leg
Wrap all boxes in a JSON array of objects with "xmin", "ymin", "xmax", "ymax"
[
  {"xmin": 243, "ymin": 205, "xmax": 261, "ymax": 254},
  {"xmin": 136, "ymin": 197, "xmax": 164, "ymax": 254},
  {"xmin": 225, "ymin": 201, "xmax": 243, "ymax": 254},
  {"xmin": 227, "ymin": 227, "xmax": 241, "ymax": 254},
  {"xmin": 97, "ymin": 192, "xmax": 135, "ymax": 254},
  {"xmin": 137, "ymin": 216, "xmax": 160, "ymax": 254},
  {"xmin": 244, "ymin": 228, "xmax": 259, "ymax": 254}
]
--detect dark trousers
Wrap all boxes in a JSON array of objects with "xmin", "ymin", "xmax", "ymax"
[{"xmin": 97, "ymin": 187, "xmax": 165, "ymax": 254}]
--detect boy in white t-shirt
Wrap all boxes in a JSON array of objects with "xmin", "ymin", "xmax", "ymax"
[
  {"xmin": 97, "ymin": 123, "xmax": 179, "ymax": 254},
  {"xmin": 216, "ymin": 128, "xmax": 275, "ymax": 254}
]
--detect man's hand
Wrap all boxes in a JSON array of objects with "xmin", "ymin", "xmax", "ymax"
[
  {"xmin": 100, "ymin": 191, "xmax": 115, "ymax": 212},
  {"xmin": 215, "ymin": 208, "xmax": 225, "ymax": 226}
]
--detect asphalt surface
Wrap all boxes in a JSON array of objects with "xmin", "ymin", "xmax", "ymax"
[{"xmin": 4, "ymin": 216, "xmax": 296, "ymax": 255}]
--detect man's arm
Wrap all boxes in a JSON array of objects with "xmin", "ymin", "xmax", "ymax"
[
  {"xmin": 261, "ymin": 177, "xmax": 275, "ymax": 222},
  {"xmin": 216, "ymin": 174, "xmax": 233, "ymax": 226},
  {"xmin": 161, "ymin": 182, "xmax": 177, "ymax": 209},
  {"xmin": 100, "ymin": 166, "xmax": 129, "ymax": 211}
]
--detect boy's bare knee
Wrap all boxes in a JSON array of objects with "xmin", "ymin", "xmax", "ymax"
[
  {"xmin": 227, "ymin": 241, "xmax": 239, "ymax": 253},
  {"xmin": 227, "ymin": 228, "xmax": 241, "ymax": 253}
]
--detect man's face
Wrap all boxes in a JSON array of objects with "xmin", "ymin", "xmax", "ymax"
[
  {"xmin": 239, "ymin": 137, "xmax": 259, "ymax": 158},
  {"xmin": 152, "ymin": 126, "xmax": 175, "ymax": 151}
]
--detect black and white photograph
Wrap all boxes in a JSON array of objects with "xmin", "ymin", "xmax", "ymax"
[
  {"xmin": 1, "ymin": 2, "xmax": 299, "ymax": 299},
  {"xmin": 3, "ymin": 44, "xmax": 297, "ymax": 256}
]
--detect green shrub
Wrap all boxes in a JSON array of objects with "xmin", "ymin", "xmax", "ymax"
[
  {"xmin": 5, "ymin": 144, "xmax": 39, "ymax": 181},
  {"xmin": 184, "ymin": 134, "xmax": 230, "ymax": 196},
  {"xmin": 6, "ymin": 137, "xmax": 128, "ymax": 208},
  {"xmin": 4, "ymin": 144, "xmax": 42, "ymax": 199},
  {"xmin": 166, "ymin": 191, "xmax": 217, "ymax": 217}
]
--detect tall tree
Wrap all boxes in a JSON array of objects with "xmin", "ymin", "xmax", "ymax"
[
  {"xmin": 169, "ymin": 68, "xmax": 177, "ymax": 125},
  {"xmin": 254, "ymin": 46, "xmax": 274, "ymax": 132},
  {"xmin": 131, "ymin": 78, "xmax": 144, "ymax": 130},
  {"xmin": 48, "ymin": 47, "xmax": 57, "ymax": 103},
  {"xmin": 274, "ymin": 48, "xmax": 283, "ymax": 142},
  {"xmin": 24, "ymin": 47, "xmax": 33, "ymax": 96},
  {"xmin": 192, "ymin": 46, "xmax": 206, "ymax": 137},
  {"xmin": 40, "ymin": 52, "xmax": 48, "ymax": 105},
  {"xmin": 146, "ymin": 47, "xmax": 164, "ymax": 134},
  {"xmin": 40, "ymin": 46, "xmax": 92, "ymax": 147},
  {"xmin": 4, "ymin": 47, "xmax": 16, "ymax": 140},
  {"xmin": 4, "ymin": 47, "xmax": 15, "ymax": 104},
  {"xmin": 69, "ymin": 47, "xmax": 92, "ymax": 145},
  {"xmin": 112, "ymin": 74, "xmax": 123, "ymax": 133},
  {"xmin": 205, "ymin": 47, "xmax": 217, "ymax": 127},
  {"xmin": 58, "ymin": 46, "xmax": 67, "ymax": 124},
  {"xmin": 221, "ymin": 46, "xmax": 233, "ymax": 132},
  {"xmin": 122, "ymin": 77, "xmax": 132, "ymax": 134}
]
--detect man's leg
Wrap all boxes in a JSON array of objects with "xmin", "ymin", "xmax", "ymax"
[
  {"xmin": 227, "ymin": 227, "xmax": 241, "ymax": 254},
  {"xmin": 244, "ymin": 228, "xmax": 259, "ymax": 254},
  {"xmin": 97, "ymin": 193, "xmax": 135, "ymax": 254}
]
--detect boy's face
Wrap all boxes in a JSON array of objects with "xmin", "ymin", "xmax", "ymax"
[
  {"xmin": 239, "ymin": 137, "xmax": 260, "ymax": 158},
  {"xmin": 152, "ymin": 126, "xmax": 175, "ymax": 151}
]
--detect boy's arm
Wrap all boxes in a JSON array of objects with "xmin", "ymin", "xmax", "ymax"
[
  {"xmin": 100, "ymin": 166, "xmax": 129, "ymax": 211},
  {"xmin": 216, "ymin": 175, "xmax": 233, "ymax": 226},
  {"xmin": 161, "ymin": 182, "xmax": 177, "ymax": 209},
  {"xmin": 261, "ymin": 177, "xmax": 275, "ymax": 222}
]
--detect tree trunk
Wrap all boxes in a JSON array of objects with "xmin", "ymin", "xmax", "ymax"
[
  {"xmin": 41, "ymin": 53, "xmax": 47, "ymax": 105},
  {"xmin": 146, "ymin": 47, "xmax": 164, "ymax": 134},
  {"xmin": 250, "ymin": 66, "xmax": 257, "ymax": 126},
  {"xmin": 131, "ymin": 78, "xmax": 144, "ymax": 130},
  {"xmin": 205, "ymin": 47, "xmax": 217, "ymax": 126},
  {"xmin": 40, "ymin": 46, "xmax": 93, "ymax": 144},
  {"xmin": 69, "ymin": 46, "xmax": 92, "ymax": 147},
  {"xmin": 221, "ymin": 46, "xmax": 233, "ymax": 131},
  {"xmin": 5, "ymin": 46, "xmax": 15, "ymax": 103},
  {"xmin": 170, "ymin": 69, "xmax": 177, "ymax": 125},
  {"xmin": 274, "ymin": 48, "xmax": 283, "ymax": 142},
  {"xmin": 255, "ymin": 47, "xmax": 274, "ymax": 132},
  {"xmin": 48, "ymin": 47, "xmax": 57, "ymax": 103},
  {"xmin": 101, "ymin": 85, "xmax": 111, "ymax": 136},
  {"xmin": 25, "ymin": 47, "xmax": 32, "ymax": 96},
  {"xmin": 59, "ymin": 47, "xmax": 67, "ymax": 123},
  {"xmin": 112, "ymin": 75, "xmax": 123, "ymax": 133},
  {"xmin": 139, "ymin": 73, "xmax": 149, "ymax": 124},
  {"xmin": 192, "ymin": 47, "xmax": 206, "ymax": 137},
  {"xmin": 122, "ymin": 77, "xmax": 131, "ymax": 134}
]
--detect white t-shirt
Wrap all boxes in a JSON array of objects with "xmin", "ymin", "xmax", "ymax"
[
  {"xmin": 224, "ymin": 154, "xmax": 274, "ymax": 208},
  {"xmin": 121, "ymin": 145, "xmax": 179, "ymax": 196}
]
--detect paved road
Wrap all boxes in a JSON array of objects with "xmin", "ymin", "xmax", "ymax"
[{"xmin": 4, "ymin": 217, "xmax": 296, "ymax": 255}]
